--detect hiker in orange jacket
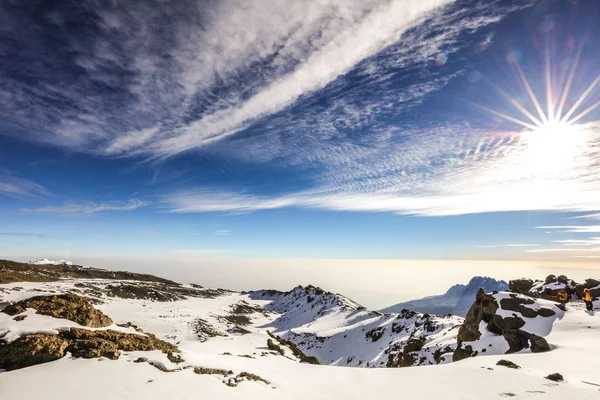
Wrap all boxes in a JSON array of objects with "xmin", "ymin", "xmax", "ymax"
[
  {"xmin": 557, "ymin": 290, "xmax": 568, "ymax": 305},
  {"xmin": 583, "ymin": 288, "xmax": 593, "ymax": 311}
]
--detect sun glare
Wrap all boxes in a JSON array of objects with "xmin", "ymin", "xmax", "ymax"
[
  {"xmin": 523, "ymin": 121, "xmax": 584, "ymax": 174},
  {"xmin": 478, "ymin": 48, "xmax": 599, "ymax": 175}
]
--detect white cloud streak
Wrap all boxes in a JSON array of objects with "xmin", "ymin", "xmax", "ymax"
[
  {"xmin": 0, "ymin": 174, "xmax": 49, "ymax": 198},
  {"xmin": 23, "ymin": 199, "xmax": 147, "ymax": 216},
  {"xmin": 475, "ymin": 244, "xmax": 539, "ymax": 248}
]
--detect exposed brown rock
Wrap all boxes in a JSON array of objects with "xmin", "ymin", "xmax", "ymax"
[
  {"xmin": 66, "ymin": 338, "xmax": 120, "ymax": 360},
  {"xmin": 266, "ymin": 330, "xmax": 321, "ymax": 365},
  {"xmin": 58, "ymin": 327, "xmax": 178, "ymax": 354},
  {"xmin": 267, "ymin": 338, "xmax": 285, "ymax": 355},
  {"xmin": 3, "ymin": 304, "xmax": 26, "ymax": 316},
  {"xmin": 2, "ymin": 294, "xmax": 112, "ymax": 327},
  {"xmin": 0, "ymin": 334, "xmax": 69, "ymax": 371}
]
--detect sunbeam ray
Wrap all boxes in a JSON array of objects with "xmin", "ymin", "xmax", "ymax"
[
  {"xmin": 568, "ymin": 100, "xmax": 600, "ymax": 125},
  {"xmin": 561, "ymin": 74, "xmax": 600, "ymax": 124},
  {"xmin": 514, "ymin": 62, "xmax": 548, "ymax": 124},
  {"xmin": 483, "ymin": 77, "xmax": 544, "ymax": 126},
  {"xmin": 555, "ymin": 47, "xmax": 583, "ymax": 122},
  {"xmin": 473, "ymin": 102, "xmax": 538, "ymax": 130},
  {"xmin": 545, "ymin": 47, "xmax": 555, "ymax": 122}
]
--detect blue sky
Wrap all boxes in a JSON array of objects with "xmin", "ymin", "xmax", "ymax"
[{"xmin": 1, "ymin": 0, "xmax": 600, "ymax": 266}]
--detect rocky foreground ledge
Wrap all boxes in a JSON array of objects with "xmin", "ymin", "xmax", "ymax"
[
  {"xmin": 0, "ymin": 293, "xmax": 271, "ymax": 387},
  {"xmin": 0, "ymin": 294, "xmax": 178, "ymax": 371}
]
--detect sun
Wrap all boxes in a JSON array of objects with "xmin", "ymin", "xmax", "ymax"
[
  {"xmin": 523, "ymin": 121, "xmax": 585, "ymax": 174},
  {"xmin": 476, "ymin": 48, "xmax": 599, "ymax": 175}
]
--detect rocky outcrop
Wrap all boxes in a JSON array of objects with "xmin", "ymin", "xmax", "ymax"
[
  {"xmin": 0, "ymin": 327, "xmax": 179, "ymax": 371},
  {"xmin": 0, "ymin": 294, "xmax": 179, "ymax": 371},
  {"xmin": 510, "ymin": 275, "xmax": 599, "ymax": 301},
  {"xmin": 266, "ymin": 330, "xmax": 321, "ymax": 364},
  {"xmin": 0, "ymin": 334, "xmax": 69, "ymax": 371},
  {"xmin": 59, "ymin": 327, "xmax": 178, "ymax": 353},
  {"xmin": 508, "ymin": 279, "xmax": 534, "ymax": 294},
  {"xmin": 575, "ymin": 279, "xmax": 600, "ymax": 299},
  {"xmin": 453, "ymin": 290, "xmax": 563, "ymax": 361},
  {"xmin": 386, "ymin": 337, "xmax": 427, "ymax": 367},
  {"xmin": 2, "ymin": 293, "xmax": 112, "ymax": 327}
]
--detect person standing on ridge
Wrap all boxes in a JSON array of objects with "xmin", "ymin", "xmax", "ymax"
[
  {"xmin": 557, "ymin": 290, "xmax": 568, "ymax": 305},
  {"xmin": 582, "ymin": 288, "xmax": 594, "ymax": 311}
]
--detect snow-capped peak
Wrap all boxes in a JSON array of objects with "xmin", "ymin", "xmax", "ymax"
[{"xmin": 29, "ymin": 258, "xmax": 73, "ymax": 266}]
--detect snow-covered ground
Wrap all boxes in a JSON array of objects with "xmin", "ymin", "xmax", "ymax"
[
  {"xmin": 29, "ymin": 258, "xmax": 73, "ymax": 266},
  {"xmin": 1, "ymin": 278, "xmax": 600, "ymax": 399}
]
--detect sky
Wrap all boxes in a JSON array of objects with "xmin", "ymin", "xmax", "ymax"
[{"xmin": 1, "ymin": 0, "xmax": 600, "ymax": 305}]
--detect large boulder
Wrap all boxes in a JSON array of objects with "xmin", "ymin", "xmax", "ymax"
[
  {"xmin": 454, "ymin": 291, "xmax": 564, "ymax": 360},
  {"xmin": 0, "ymin": 334, "xmax": 69, "ymax": 371},
  {"xmin": 2, "ymin": 294, "xmax": 112, "ymax": 327},
  {"xmin": 66, "ymin": 338, "xmax": 120, "ymax": 360},
  {"xmin": 59, "ymin": 327, "xmax": 179, "ymax": 353},
  {"xmin": 575, "ymin": 279, "xmax": 600, "ymax": 299},
  {"xmin": 529, "ymin": 276, "xmax": 577, "ymax": 298},
  {"xmin": 508, "ymin": 279, "xmax": 534, "ymax": 295}
]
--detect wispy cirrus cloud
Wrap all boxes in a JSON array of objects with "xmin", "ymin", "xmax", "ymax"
[
  {"xmin": 23, "ymin": 199, "xmax": 147, "ymax": 216},
  {"xmin": 0, "ymin": 0, "xmax": 513, "ymax": 158},
  {"xmin": 537, "ymin": 225, "xmax": 600, "ymax": 234},
  {"xmin": 0, "ymin": 232, "xmax": 58, "ymax": 239},
  {"xmin": 475, "ymin": 244, "xmax": 539, "ymax": 248},
  {"xmin": 214, "ymin": 230, "xmax": 232, "ymax": 236},
  {"xmin": 0, "ymin": 173, "xmax": 49, "ymax": 198},
  {"xmin": 5, "ymin": 0, "xmax": 599, "ymax": 220}
]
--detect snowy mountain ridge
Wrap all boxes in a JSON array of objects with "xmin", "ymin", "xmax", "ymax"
[
  {"xmin": 250, "ymin": 285, "xmax": 463, "ymax": 367},
  {"xmin": 1, "ymin": 259, "xmax": 600, "ymax": 399},
  {"xmin": 380, "ymin": 276, "xmax": 508, "ymax": 317}
]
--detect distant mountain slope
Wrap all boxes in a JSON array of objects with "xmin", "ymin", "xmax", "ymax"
[
  {"xmin": 380, "ymin": 276, "xmax": 508, "ymax": 317},
  {"xmin": 0, "ymin": 259, "xmax": 177, "ymax": 285},
  {"xmin": 249, "ymin": 285, "xmax": 463, "ymax": 367}
]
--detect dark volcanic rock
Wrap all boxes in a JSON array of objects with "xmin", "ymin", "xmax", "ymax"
[
  {"xmin": 388, "ymin": 337, "xmax": 428, "ymax": 367},
  {"xmin": 0, "ymin": 334, "xmax": 69, "ymax": 371},
  {"xmin": 3, "ymin": 304, "xmax": 26, "ymax": 316},
  {"xmin": 545, "ymin": 373, "xmax": 564, "ymax": 382},
  {"xmin": 2, "ymin": 294, "xmax": 112, "ymax": 327},
  {"xmin": 452, "ymin": 345, "xmax": 475, "ymax": 362},
  {"xmin": 530, "ymin": 334, "xmax": 550, "ymax": 353},
  {"xmin": 503, "ymin": 329, "xmax": 530, "ymax": 353},
  {"xmin": 455, "ymin": 290, "xmax": 560, "ymax": 360},
  {"xmin": 499, "ymin": 296, "xmax": 535, "ymax": 312},
  {"xmin": 457, "ymin": 289, "xmax": 499, "ymax": 343},
  {"xmin": 537, "ymin": 308, "xmax": 556, "ymax": 317},
  {"xmin": 496, "ymin": 359, "xmax": 520, "ymax": 369},
  {"xmin": 508, "ymin": 279, "xmax": 534, "ymax": 294}
]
